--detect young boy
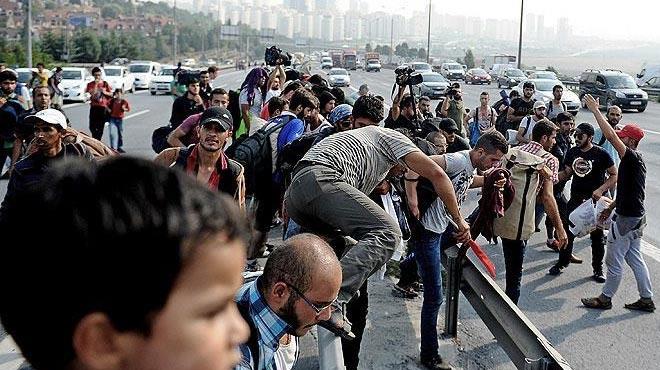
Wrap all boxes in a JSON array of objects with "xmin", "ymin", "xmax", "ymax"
[
  {"xmin": 0, "ymin": 157, "xmax": 250, "ymax": 370},
  {"xmin": 107, "ymin": 88, "xmax": 130, "ymax": 152}
]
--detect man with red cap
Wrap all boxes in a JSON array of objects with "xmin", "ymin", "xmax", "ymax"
[{"xmin": 581, "ymin": 94, "xmax": 655, "ymax": 313}]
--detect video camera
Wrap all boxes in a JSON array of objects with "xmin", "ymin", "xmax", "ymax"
[
  {"xmin": 265, "ymin": 46, "xmax": 292, "ymax": 67},
  {"xmin": 394, "ymin": 66, "xmax": 423, "ymax": 86}
]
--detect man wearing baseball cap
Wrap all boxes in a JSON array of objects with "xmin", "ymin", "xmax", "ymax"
[
  {"xmin": 0, "ymin": 108, "xmax": 93, "ymax": 217},
  {"xmin": 581, "ymin": 94, "xmax": 655, "ymax": 312},
  {"xmin": 155, "ymin": 106, "xmax": 245, "ymax": 207},
  {"xmin": 515, "ymin": 100, "xmax": 546, "ymax": 145},
  {"xmin": 437, "ymin": 118, "xmax": 470, "ymax": 153}
]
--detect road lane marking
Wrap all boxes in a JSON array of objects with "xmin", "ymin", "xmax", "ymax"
[
  {"xmin": 62, "ymin": 102, "xmax": 85, "ymax": 109},
  {"xmin": 641, "ymin": 239, "xmax": 660, "ymax": 263},
  {"xmin": 134, "ymin": 89, "xmax": 148, "ymax": 95},
  {"xmin": 124, "ymin": 109, "xmax": 150, "ymax": 120},
  {"xmin": 642, "ymin": 129, "xmax": 660, "ymax": 136}
]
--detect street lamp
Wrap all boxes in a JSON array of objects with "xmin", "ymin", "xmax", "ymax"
[
  {"xmin": 426, "ymin": 0, "xmax": 431, "ymax": 64},
  {"xmin": 517, "ymin": 0, "xmax": 523, "ymax": 69},
  {"xmin": 27, "ymin": 0, "xmax": 32, "ymax": 69}
]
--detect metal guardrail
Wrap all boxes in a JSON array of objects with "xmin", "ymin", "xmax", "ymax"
[{"xmin": 443, "ymin": 244, "xmax": 572, "ymax": 370}]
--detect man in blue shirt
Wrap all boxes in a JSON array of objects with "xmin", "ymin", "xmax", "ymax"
[{"xmin": 236, "ymin": 233, "xmax": 342, "ymax": 370}]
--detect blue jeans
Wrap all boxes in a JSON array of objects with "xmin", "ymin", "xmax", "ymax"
[
  {"xmin": 414, "ymin": 228, "xmax": 444, "ymax": 358},
  {"xmin": 108, "ymin": 117, "xmax": 124, "ymax": 150}
]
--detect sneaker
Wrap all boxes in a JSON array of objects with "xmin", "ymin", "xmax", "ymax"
[
  {"xmin": 421, "ymin": 354, "xmax": 453, "ymax": 370},
  {"xmin": 592, "ymin": 271, "xmax": 606, "ymax": 283},
  {"xmin": 581, "ymin": 296, "xmax": 612, "ymax": 310},
  {"xmin": 548, "ymin": 264, "xmax": 564, "ymax": 276},
  {"xmin": 392, "ymin": 283, "xmax": 419, "ymax": 299},
  {"xmin": 117, "ymin": 148, "xmax": 126, "ymax": 153},
  {"xmin": 570, "ymin": 254, "xmax": 583, "ymax": 264},
  {"xmin": 318, "ymin": 302, "xmax": 355, "ymax": 341},
  {"xmin": 624, "ymin": 298, "xmax": 656, "ymax": 313}
]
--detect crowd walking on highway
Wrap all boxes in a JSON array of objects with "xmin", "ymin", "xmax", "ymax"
[{"xmin": 0, "ymin": 58, "xmax": 655, "ymax": 370}]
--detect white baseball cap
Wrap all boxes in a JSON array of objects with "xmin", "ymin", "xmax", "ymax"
[
  {"xmin": 533, "ymin": 100, "xmax": 546, "ymax": 110},
  {"xmin": 24, "ymin": 108, "xmax": 68, "ymax": 130}
]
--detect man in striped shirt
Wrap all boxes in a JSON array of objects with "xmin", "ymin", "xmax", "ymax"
[{"xmin": 284, "ymin": 125, "xmax": 470, "ymax": 338}]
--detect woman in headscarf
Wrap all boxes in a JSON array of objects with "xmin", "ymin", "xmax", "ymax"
[{"xmin": 237, "ymin": 67, "xmax": 268, "ymax": 137}]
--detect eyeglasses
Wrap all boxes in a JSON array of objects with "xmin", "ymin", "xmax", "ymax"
[{"xmin": 284, "ymin": 282, "xmax": 336, "ymax": 315}]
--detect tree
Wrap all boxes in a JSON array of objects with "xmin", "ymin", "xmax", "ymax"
[
  {"xmin": 380, "ymin": 45, "xmax": 392, "ymax": 56},
  {"xmin": 71, "ymin": 29, "xmax": 101, "ymax": 62},
  {"xmin": 464, "ymin": 49, "xmax": 475, "ymax": 68},
  {"xmin": 417, "ymin": 48, "xmax": 427, "ymax": 60},
  {"xmin": 154, "ymin": 33, "xmax": 167, "ymax": 59},
  {"xmin": 395, "ymin": 42, "xmax": 409, "ymax": 58},
  {"xmin": 101, "ymin": 4, "xmax": 122, "ymax": 18},
  {"xmin": 365, "ymin": 43, "xmax": 372, "ymax": 52}
]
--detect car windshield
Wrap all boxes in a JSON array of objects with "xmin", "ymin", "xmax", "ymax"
[
  {"xmin": 447, "ymin": 64, "xmax": 462, "ymax": 70},
  {"xmin": 329, "ymin": 70, "xmax": 348, "ymax": 75},
  {"xmin": 104, "ymin": 69, "xmax": 122, "ymax": 76},
  {"xmin": 471, "ymin": 69, "xmax": 487, "ymax": 76},
  {"xmin": 322, "ymin": 57, "xmax": 332, "ymax": 62},
  {"xmin": 62, "ymin": 70, "xmax": 82, "ymax": 80},
  {"xmin": 530, "ymin": 80, "xmax": 560, "ymax": 91},
  {"xmin": 423, "ymin": 74, "xmax": 446, "ymax": 83},
  {"xmin": 535, "ymin": 72, "xmax": 556, "ymax": 79},
  {"xmin": 368, "ymin": 60, "xmax": 380, "ymax": 64},
  {"xmin": 160, "ymin": 69, "xmax": 176, "ymax": 76},
  {"xmin": 17, "ymin": 72, "xmax": 32, "ymax": 84},
  {"xmin": 507, "ymin": 69, "xmax": 525, "ymax": 77},
  {"xmin": 413, "ymin": 63, "xmax": 431, "ymax": 70},
  {"xmin": 606, "ymin": 75, "xmax": 637, "ymax": 89},
  {"xmin": 129, "ymin": 65, "xmax": 151, "ymax": 73}
]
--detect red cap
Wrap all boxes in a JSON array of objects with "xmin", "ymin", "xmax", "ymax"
[{"xmin": 615, "ymin": 124, "xmax": 644, "ymax": 142}]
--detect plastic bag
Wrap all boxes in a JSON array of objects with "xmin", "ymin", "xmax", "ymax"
[
  {"xmin": 595, "ymin": 196, "xmax": 614, "ymax": 230},
  {"xmin": 569, "ymin": 199, "xmax": 597, "ymax": 238}
]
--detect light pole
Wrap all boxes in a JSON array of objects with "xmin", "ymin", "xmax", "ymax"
[
  {"xmin": 27, "ymin": 0, "xmax": 32, "ymax": 69},
  {"xmin": 173, "ymin": 0, "xmax": 178, "ymax": 65},
  {"xmin": 426, "ymin": 0, "xmax": 431, "ymax": 64},
  {"xmin": 517, "ymin": 0, "xmax": 523, "ymax": 69}
]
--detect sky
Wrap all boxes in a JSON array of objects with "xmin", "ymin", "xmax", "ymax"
[{"xmin": 330, "ymin": 0, "xmax": 660, "ymax": 43}]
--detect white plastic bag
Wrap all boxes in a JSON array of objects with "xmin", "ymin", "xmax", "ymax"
[
  {"xmin": 569, "ymin": 199, "xmax": 597, "ymax": 238},
  {"xmin": 595, "ymin": 196, "xmax": 614, "ymax": 230}
]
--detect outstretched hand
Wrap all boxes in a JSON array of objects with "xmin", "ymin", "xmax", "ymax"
[{"xmin": 583, "ymin": 94, "xmax": 600, "ymax": 112}]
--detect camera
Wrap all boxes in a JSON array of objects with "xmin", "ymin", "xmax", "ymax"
[
  {"xmin": 394, "ymin": 66, "xmax": 423, "ymax": 86},
  {"xmin": 445, "ymin": 87, "xmax": 462, "ymax": 100},
  {"xmin": 265, "ymin": 46, "xmax": 292, "ymax": 67}
]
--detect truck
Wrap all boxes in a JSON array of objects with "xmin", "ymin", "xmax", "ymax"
[
  {"xmin": 329, "ymin": 49, "xmax": 343, "ymax": 68},
  {"xmin": 364, "ymin": 52, "xmax": 381, "ymax": 72},
  {"xmin": 343, "ymin": 50, "xmax": 357, "ymax": 70}
]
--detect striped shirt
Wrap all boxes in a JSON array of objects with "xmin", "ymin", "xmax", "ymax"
[
  {"xmin": 301, "ymin": 126, "xmax": 421, "ymax": 194},
  {"xmin": 518, "ymin": 141, "xmax": 559, "ymax": 184},
  {"xmin": 236, "ymin": 279, "xmax": 298, "ymax": 370}
]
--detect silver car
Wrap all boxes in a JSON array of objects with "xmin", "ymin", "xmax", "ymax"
[{"xmin": 411, "ymin": 72, "xmax": 450, "ymax": 100}]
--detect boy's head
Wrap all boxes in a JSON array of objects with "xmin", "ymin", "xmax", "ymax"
[
  {"xmin": 113, "ymin": 88, "xmax": 123, "ymax": 98},
  {"xmin": 0, "ymin": 157, "xmax": 250, "ymax": 370}
]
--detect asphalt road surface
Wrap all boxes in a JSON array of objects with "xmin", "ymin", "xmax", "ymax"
[{"xmin": 1, "ymin": 68, "xmax": 659, "ymax": 370}]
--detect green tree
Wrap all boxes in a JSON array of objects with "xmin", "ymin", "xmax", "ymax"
[
  {"xmin": 71, "ymin": 29, "xmax": 101, "ymax": 62},
  {"xmin": 380, "ymin": 45, "xmax": 392, "ymax": 56},
  {"xmin": 464, "ymin": 49, "xmax": 475, "ymax": 68},
  {"xmin": 40, "ymin": 32, "xmax": 64, "ymax": 60},
  {"xmin": 365, "ymin": 43, "xmax": 372, "ymax": 52},
  {"xmin": 395, "ymin": 42, "xmax": 409, "ymax": 57},
  {"xmin": 417, "ymin": 48, "xmax": 427, "ymax": 60},
  {"xmin": 154, "ymin": 33, "xmax": 167, "ymax": 59},
  {"xmin": 101, "ymin": 4, "xmax": 122, "ymax": 18}
]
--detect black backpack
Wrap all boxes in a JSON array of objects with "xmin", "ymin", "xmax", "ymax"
[
  {"xmin": 151, "ymin": 125, "xmax": 174, "ymax": 154},
  {"xmin": 276, "ymin": 133, "xmax": 319, "ymax": 185}
]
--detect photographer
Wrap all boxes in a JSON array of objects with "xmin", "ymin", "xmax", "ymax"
[
  {"xmin": 385, "ymin": 91, "xmax": 419, "ymax": 135},
  {"xmin": 265, "ymin": 64, "xmax": 286, "ymax": 104},
  {"xmin": 441, "ymin": 83, "xmax": 468, "ymax": 137}
]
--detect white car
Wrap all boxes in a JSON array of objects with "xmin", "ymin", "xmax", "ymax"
[
  {"xmin": 149, "ymin": 65, "xmax": 188, "ymax": 95},
  {"xmin": 103, "ymin": 66, "xmax": 135, "ymax": 93},
  {"xmin": 60, "ymin": 67, "xmax": 94, "ymax": 102},
  {"xmin": 321, "ymin": 57, "xmax": 333, "ymax": 70},
  {"xmin": 129, "ymin": 61, "xmax": 160, "ymax": 89},
  {"xmin": 182, "ymin": 58, "xmax": 196, "ymax": 67},
  {"xmin": 327, "ymin": 68, "xmax": 350, "ymax": 87},
  {"xmin": 512, "ymin": 79, "xmax": 580, "ymax": 116}
]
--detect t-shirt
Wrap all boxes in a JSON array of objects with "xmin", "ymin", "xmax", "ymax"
[
  {"xmin": 421, "ymin": 150, "xmax": 475, "ymax": 234},
  {"xmin": 545, "ymin": 100, "xmax": 567, "ymax": 121},
  {"xmin": 593, "ymin": 126, "xmax": 621, "ymax": 166},
  {"xmin": 108, "ymin": 98, "xmax": 130, "ymax": 119},
  {"xmin": 302, "ymin": 126, "xmax": 421, "ymax": 194},
  {"xmin": 518, "ymin": 116, "xmax": 538, "ymax": 143},
  {"xmin": 616, "ymin": 148, "xmax": 645, "ymax": 217},
  {"xmin": 446, "ymin": 99, "xmax": 465, "ymax": 136},
  {"xmin": 85, "ymin": 80, "xmax": 112, "ymax": 107},
  {"xmin": 565, "ymin": 145, "xmax": 614, "ymax": 200},
  {"xmin": 265, "ymin": 89, "xmax": 281, "ymax": 103},
  {"xmin": 468, "ymin": 106, "xmax": 496, "ymax": 133},
  {"xmin": 509, "ymin": 98, "xmax": 535, "ymax": 126},
  {"xmin": 446, "ymin": 135, "xmax": 470, "ymax": 153},
  {"xmin": 239, "ymin": 87, "xmax": 264, "ymax": 117}
]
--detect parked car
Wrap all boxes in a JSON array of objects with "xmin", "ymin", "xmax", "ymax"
[
  {"xmin": 497, "ymin": 68, "xmax": 526, "ymax": 88},
  {"xmin": 321, "ymin": 57, "xmax": 333, "ymax": 70},
  {"xmin": 512, "ymin": 79, "xmax": 580, "ymax": 116},
  {"xmin": 109, "ymin": 58, "xmax": 130, "ymax": 65},
  {"xmin": 327, "ymin": 68, "xmax": 350, "ymax": 87},
  {"xmin": 128, "ymin": 61, "xmax": 161, "ymax": 89},
  {"xmin": 60, "ymin": 67, "xmax": 94, "ymax": 103},
  {"xmin": 465, "ymin": 68, "xmax": 491, "ymax": 85},
  {"xmin": 14, "ymin": 68, "xmax": 39, "ymax": 88},
  {"xmin": 411, "ymin": 62, "xmax": 432, "ymax": 73},
  {"xmin": 410, "ymin": 72, "xmax": 450, "ymax": 100},
  {"xmin": 635, "ymin": 64, "xmax": 660, "ymax": 86},
  {"xmin": 579, "ymin": 69, "xmax": 648, "ymax": 112},
  {"xmin": 102, "ymin": 66, "xmax": 135, "ymax": 93},
  {"xmin": 439, "ymin": 62, "xmax": 465, "ymax": 80},
  {"xmin": 640, "ymin": 76, "xmax": 660, "ymax": 88},
  {"xmin": 528, "ymin": 70, "xmax": 558, "ymax": 80},
  {"xmin": 149, "ymin": 65, "xmax": 187, "ymax": 95},
  {"xmin": 365, "ymin": 59, "xmax": 381, "ymax": 72}
]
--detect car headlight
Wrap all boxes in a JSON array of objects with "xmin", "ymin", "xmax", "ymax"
[
  {"xmin": 641, "ymin": 91, "xmax": 648, "ymax": 99},
  {"xmin": 615, "ymin": 91, "xmax": 626, "ymax": 98}
]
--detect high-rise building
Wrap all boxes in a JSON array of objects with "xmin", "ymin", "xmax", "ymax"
[
  {"xmin": 333, "ymin": 15, "xmax": 345, "ymax": 41},
  {"xmin": 316, "ymin": 0, "xmax": 331, "ymax": 12},
  {"xmin": 525, "ymin": 13, "xmax": 535, "ymax": 36},
  {"xmin": 557, "ymin": 17, "xmax": 572, "ymax": 39},
  {"xmin": 536, "ymin": 14, "xmax": 544, "ymax": 41},
  {"xmin": 321, "ymin": 14, "xmax": 333, "ymax": 42}
]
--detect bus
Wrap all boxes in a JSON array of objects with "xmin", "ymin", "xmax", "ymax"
[{"xmin": 482, "ymin": 54, "xmax": 517, "ymax": 71}]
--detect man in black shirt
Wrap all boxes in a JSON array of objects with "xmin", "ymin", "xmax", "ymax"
[
  {"xmin": 169, "ymin": 78, "xmax": 205, "ymax": 129},
  {"xmin": 198, "ymin": 70, "xmax": 213, "ymax": 104},
  {"xmin": 438, "ymin": 118, "xmax": 470, "ymax": 153},
  {"xmin": 550, "ymin": 123, "xmax": 617, "ymax": 281},
  {"xmin": 385, "ymin": 94, "xmax": 421, "ymax": 135},
  {"xmin": 506, "ymin": 81, "xmax": 536, "ymax": 130},
  {"xmin": 581, "ymin": 94, "xmax": 655, "ymax": 312}
]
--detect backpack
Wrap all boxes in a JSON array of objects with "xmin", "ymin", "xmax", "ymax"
[
  {"xmin": 546, "ymin": 101, "xmax": 567, "ymax": 117},
  {"xmin": 276, "ymin": 132, "xmax": 319, "ymax": 186},
  {"xmin": 151, "ymin": 125, "xmax": 174, "ymax": 154},
  {"xmin": 226, "ymin": 116, "xmax": 292, "ymax": 195},
  {"xmin": 494, "ymin": 105, "xmax": 509, "ymax": 136},
  {"xmin": 493, "ymin": 148, "xmax": 546, "ymax": 241}
]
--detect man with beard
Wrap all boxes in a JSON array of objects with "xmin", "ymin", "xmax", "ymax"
[
  {"xmin": 516, "ymin": 100, "xmax": 547, "ymax": 145},
  {"xmin": 592, "ymin": 105, "xmax": 623, "ymax": 166},
  {"xmin": 169, "ymin": 78, "xmax": 205, "ymax": 130},
  {"xmin": 236, "ymin": 233, "xmax": 342, "ymax": 370},
  {"xmin": 155, "ymin": 106, "xmax": 244, "ymax": 207},
  {"xmin": 437, "ymin": 118, "xmax": 470, "ymax": 153},
  {"xmin": 549, "ymin": 123, "xmax": 617, "ymax": 281},
  {"xmin": 1, "ymin": 69, "xmax": 26, "ymax": 177},
  {"xmin": 0, "ymin": 109, "xmax": 92, "ymax": 216},
  {"xmin": 167, "ymin": 88, "xmax": 230, "ymax": 148},
  {"xmin": 11, "ymin": 86, "xmax": 54, "ymax": 170},
  {"xmin": 507, "ymin": 81, "xmax": 536, "ymax": 131}
]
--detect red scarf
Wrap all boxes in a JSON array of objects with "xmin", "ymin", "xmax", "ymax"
[{"xmin": 185, "ymin": 145, "xmax": 228, "ymax": 190}]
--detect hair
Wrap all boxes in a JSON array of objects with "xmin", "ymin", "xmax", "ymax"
[
  {"xmin": 91, "ymin": 66, "xmax": 102, "ymax": 74},
  {"xmin": 239, "ymin": 67, "xmax": 268, "ymax": 106},
  {"xmin": 523, "ymin": 81, "xmax": 535, "ymax": 89},
  {"xmin": 552, "ymin": 84, "xmax": 563, "ymax": 93},
  {"xmin": 268, "ymin": 96, "xmax": 288, "ymax": 116},
  {"xmin": 261, "ymin": 233, "xmax": 339, "ymax": 293},
  {"xmin": 509, "ymin": 90, "xmax": 520, "ymax": 98},
  {"xmin": 207, "ymin": 66, "xmax": 218, "ymax": 74},
  {"xmin": 32, "ymin": 85, "xmax": 51, "ymax": 98},
  {"xmin": 531, "ymin": 118, "xmax": 557, "ymax": 142},
  {"xmin": 318, "ymin": 91, "xmax": 336, "ymax": 112},
  {"xmin": 114, "ymin": 88, "xmax": 123, "ymax": 94},
  {"xmin": 310, "ymin": 84, "xmax": 330, "ymax": 99},
  {"xmin": 607, "ymin": 105, "xmax": 622, "ymax": 115},
  {"xmin": 281, "ymin": 80, "xmax": 303, "ymax": 97},
  {"xmin": 330, "ymin": 87, "xmax": 345, "ymax": 104},
  {"xmin": 480, "ymin": 91, "xmax": 489, "ymax": 97},
  {"xmin": 37, "ymin": 62, "xmax": 45, "ymax": 68},
  {"xmin": 400, "ymin": 94, "xmax": 415, "ymax": 109},
  {"xmin": 556, "ymin": 112, "xmax": 574, "ymax": 123},
  {"xmin": 210, "ymin": 87, "xmax": 228, "ymax": 98},
  {"xmin": 419, "ymin": 95, "xmax": 431, "ymax": 103},
  {"xmin": 289, "ymin": 88, "xmax": 319, "ymax": 111},
  {"xmin": 426, "ymin": 131, "xmax": 446, "ymax": 146},
  {"xmin": 199, "ymin": 70, "xmax": 209, "ymax": 76},
  {"xmin": 0, "ymin": 157, "xmax": 250, "ymax": 370},
  {"xmin": 308, "ymin": 74, "xmax": 328, "ymax": 87},
  {"xmin": 0, "ymin": 69, "xmax": 17, "ymax": 82},
  {"xmin": 353, "ymin": 95, "xmax": 384, "ymax": 123},
  {"xmin": 474, "ymin": 131, "xmax": 509, "ymax": 154}
]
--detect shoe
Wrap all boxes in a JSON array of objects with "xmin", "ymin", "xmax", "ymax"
[
  {"xmin": 592, "ymin": 271, "xmax": 606, "ymax": 283},
  {"xmin": 624, "ymin": 299, "xmax": 656, "ymax": 313},
  {"xmin": 548, "ymin": 264, "xmax": 564, "ymax": 276},
  {"xmin": 546, "ymin": 240, "xmax": 559, "ymax": 252},
  {"xmin": 581, "ymin": 296, "xmax": 612, "ymax": 310},
  {"xmin": 392, "ymin": 283, "xmax": 418, "ymax": 299},
  {"xmin": 421, "ymin": 354, "xmax": 453, "ymax": 370},
  {"xmin": 318, "ymin": 302, "xmax": 355, "ymax": 341},
  {"xmin": 117, "ymin": 148, "xmax": 126, "ymax": 153},
  {"xmin": 570, "ymin": 254, "xmax": 583, "ymax": 264}
]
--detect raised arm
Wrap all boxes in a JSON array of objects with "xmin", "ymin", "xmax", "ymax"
[{"xmin": 584, "ymin": 94, "xmax": 627, "ymax": 158}]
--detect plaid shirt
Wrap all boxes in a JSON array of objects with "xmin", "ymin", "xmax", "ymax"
[
  {"xmin": 518, "ymin": 141, "xmax": 559, "ymax": 185},
  {"xmin": 236, "ymin": 278, "xmax": 298, "ymax": 370}
]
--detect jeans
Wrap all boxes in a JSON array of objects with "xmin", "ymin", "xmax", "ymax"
[
  {"xmin": 502, "ymin": 238, "xmax": 527, "ymax": 304},
  {"xmin": 342, "ymin": 282, "xmax": 368, "ymax": 370},
  {"xmin": 108, "ymin": 117, "xmax": 124, "ymax": 150},
  {"xmin": 414, "ymin": 228, "xmax": 444, "ymax": 358},
  {"xmin": 558, "ymin": 197, "xmax": 605, "ymax": 271},
  {"xmin": 602, "ymin": 216, "xmax": 653, "ymax": 299}
]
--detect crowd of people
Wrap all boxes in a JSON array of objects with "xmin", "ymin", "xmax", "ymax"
[{"xmin": 0, "ymin": 60, "xmax": 655, "ymax": 370}]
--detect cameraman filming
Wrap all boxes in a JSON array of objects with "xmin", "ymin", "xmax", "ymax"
[
  {"xmin": 386, "ymin": 68, "xmax": 424, "ymax": 136},
  {"xmin": 440, "ymin": 83, "xmax": 468, "ymax": 137}
]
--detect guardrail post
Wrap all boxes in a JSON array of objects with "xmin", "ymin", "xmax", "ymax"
[{"xmin": 444, "ymin": 244, "xmax": 469, "ymax": 337}]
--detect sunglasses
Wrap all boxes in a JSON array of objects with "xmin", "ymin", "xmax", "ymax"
[
  {"xmin": 337, "ymin": 117, "xmax": 352, "ymax": 128},
  {"xmin": 285, "ymin": 282, "xmax": 336, "ymax": 315}
]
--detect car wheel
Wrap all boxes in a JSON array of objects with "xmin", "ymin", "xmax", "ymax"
[
  {"xmin": 637, "ymin": 106, "xmax": 646, "ymax": 113},
  {"xmin": 150, "ymin": 91, "xmax": 156, "ymax": 95}
]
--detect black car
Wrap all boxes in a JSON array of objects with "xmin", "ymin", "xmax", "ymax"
[
  {"xmin": 497, "ymin": 68, "xmax": 526, "ymax": 89},
  {"xmin": 579, "ymin": 69, "xmax": 648, "ymax": 112}
]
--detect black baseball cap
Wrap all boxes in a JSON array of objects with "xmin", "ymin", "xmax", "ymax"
[
  {"xmin": 438, "ymin": 118, "xmax": 460, "ymax": 134},
  {"xmin": 199, "ymin": 106, "xmax": 233, "ymax": 131},
  {"xmin": 575, "ymin": 122, "xmax": 595, "ymax": 136}
]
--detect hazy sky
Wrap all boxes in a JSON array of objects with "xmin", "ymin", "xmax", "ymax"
[{"xmin": 331, "ymin": 0, "xmax": 660, "ymax": 42}]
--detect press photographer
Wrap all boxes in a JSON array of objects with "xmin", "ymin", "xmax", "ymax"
[
  {"xmin": 385, "ymin": 66, "xmax": 424, "ymax": 136},
  {"xmin": 440, "ymin": 83, "xmax": 468, "ymax": 137}
]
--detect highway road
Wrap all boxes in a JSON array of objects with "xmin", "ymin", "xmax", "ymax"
[{"xmin": 1, "ymin": 68, "xmax": 659, "ymax": 370}]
